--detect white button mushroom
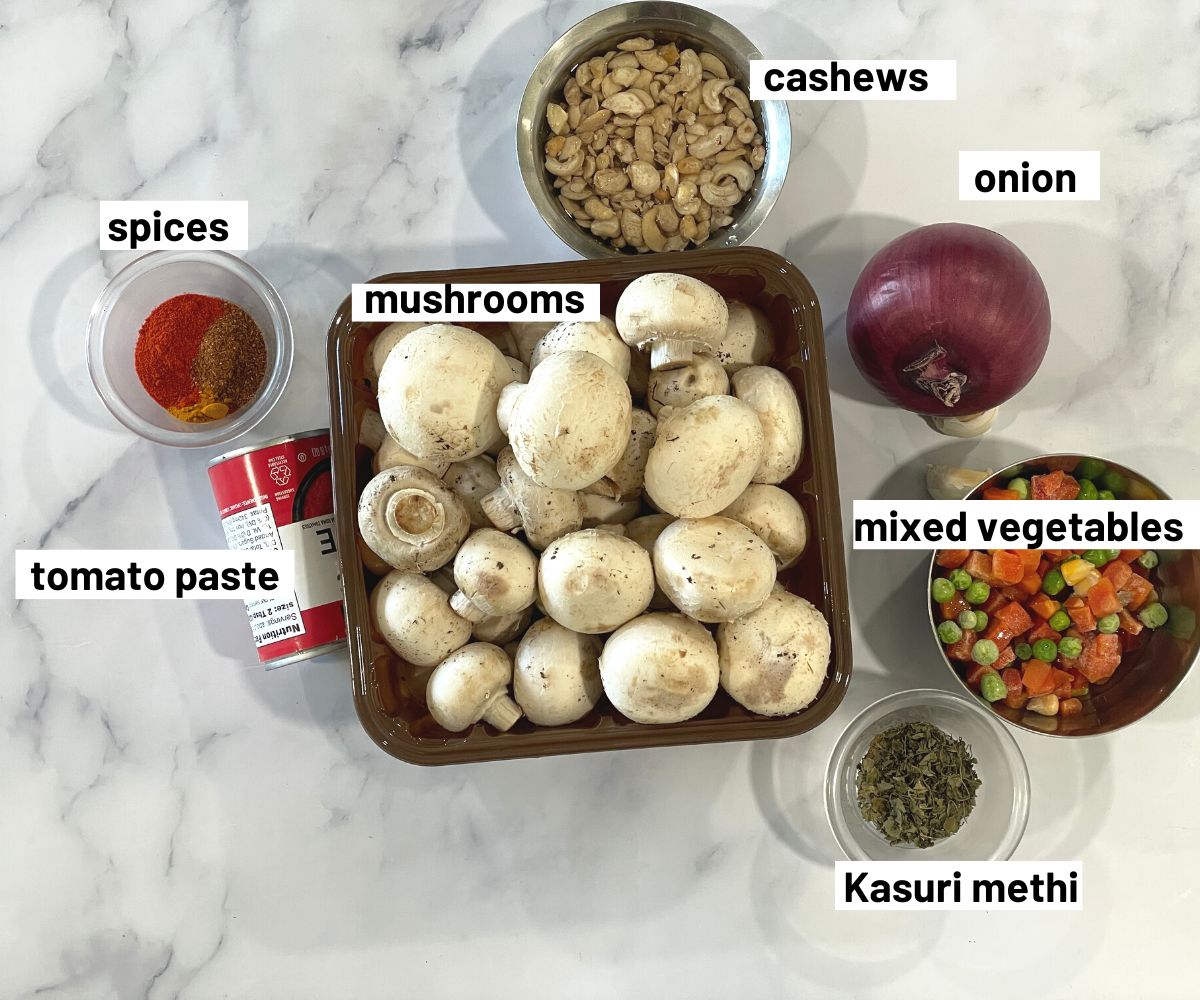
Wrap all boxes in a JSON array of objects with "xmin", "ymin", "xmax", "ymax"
[
  {"xmin": 599, "ymin": 612, "xmax": 720, "ymax": 724},
  {"xmin": 587, "ymin": 407, "xmax": 656, "ymax": 501},
  {"xmin": 513, "ymin": 618, "xmax": 603, "ymax": 726},
  {"xmin": 615, "ymin": 272, "xmax": 730, "ymax": 370},
  {"xmin": 580, "ymin": 491, "xmax": 640, "ymax": 527},
  {"xmin": 373, "ymin": 436, "xmax": 452, "ymax": 477},
  {"xmin": 717, "ymin": 587, "xmax": 831, "ymax": 716},
  {"xmin": 358, "ymin": 466, "xmax": 470, "ymax": 572},
  {"xmin": 719, "ymin": 484, "xmax": 809, "ymax": 569},
  {"xmin": 480, "ymin": 447, "xmax": 584, "ymax": 550},
  {"xmin": 530, "ymin": 316, "xmax": 631, "ymax": 379},
  {"xmin": 538, "ymin": 528, "xmax": 654, "ymax": 634},
  {"xmin": 643, "ymin": 395, "xmax": 764, "ymax": 518},
  {"xmin": 508, "ymin": 321, "xmax": 557, "ymax": 366},
  {"xmin": 473, "ymin": 606, "xmax": 533, "ymax": 645},
  {"xmin": 653, "ymin": 516, "xmax": 776, "ymax": 622},
  {"xmin": 369, "ymin": 322, "xmax": 427, "ymax": 382},
  {"xmin": 449, "ymin": 527, "xmax": 538, "ymax": 623},
  {"xmin": 359, "ymin": 409, "xmax": 387, "ymax": 451},
  {"xmin": 378, "ymin": 324, "xmax": 516, "ymax": 462},
  {"xmin": 625, "ymin": 513, "xmax": 675, "ymax": 610},
  {"xmin": 372, "ymin": 571, "xmax": 472, "ymax": 667},
  {"xmin": 730, "ymin": 366, "xmax": 803, "ymax": 484},
  {"xmin": 715, "ymin": 301, "xmax": 773, "ymax": 373},
  {"xmin": 646, "ymin": 354, "xmax": 729, "ymax": 416},
  {"xmin": 443, "ymin": 456, "xmax": 501, "ymax": 528},
  {"xmin": 496, "ymin": 350, "xmax": 632, "ymax": 491},
  {"xmin": 426, "ymin": 642, "xmax": 523, "ymax": 733}
]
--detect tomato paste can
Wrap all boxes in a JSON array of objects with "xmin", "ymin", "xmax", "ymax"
[{"xmin": 207, "ymin": 429, "xmax": 346, "ymax": 667}]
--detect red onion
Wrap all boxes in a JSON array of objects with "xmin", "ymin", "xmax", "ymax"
[{"xmin": 847, "ymin": 223, "xmax": 1050, "ymax": 433}]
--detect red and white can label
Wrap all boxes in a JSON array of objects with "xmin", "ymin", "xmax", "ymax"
[{"xmin": 208, "ymin": 430, "xmax": 346, "ymax": 666}]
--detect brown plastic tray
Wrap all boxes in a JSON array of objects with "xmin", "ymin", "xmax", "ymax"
[{"xmin": 327, "ymin": 247, "xmax": 852, "ymax": 764}]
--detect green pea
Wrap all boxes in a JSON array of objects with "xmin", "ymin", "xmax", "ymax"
[
  {"xmin": 980, "ymin": 670, "xmax": 1007, "ymax": 702},
  {"xmin": 1138, "ymin": 602, "xmax": 1169, "ymax": 629},
  {"xmin": 973, "ymin": 611, "xmax": 989, "ymax": 631},
  {"xmin": 1042, "ymin": 568, "xmax": 1066, "ymax": 596},
  {"xmin": 949, "ymin": 568, "xmax": 972, "ymax": 590},
  {"xmin": 931, "ymin": 577, "xmax": 956, "ymax": 603},
  {"xmin": 1032, "ymin": 638, "xmax": 1058, "ymax": 662},
  {"xmin": 1006, "ymin": 477, "xmax": 1030, "ymax": 500},
  {"xmin": 1097, "ymin": 489, "xmax": 1116, "ymax": 501},
  {"xmin": 971, "ymin": 639, "xmax": 1000, "ymax": 666},
  {"xmin": 1082, "ymin": 549, "xmax": 1112, "ymax": 566},
  {"xmin": 1096, "ymin": 614, "xmax": 1120, "ymax": 634},
  {"xmin": 1138, "ymin": 551, "xmax": 1159, "ymax": 570},
  {"xmin": 1099, "ymin": 470, "xmax": 1128, "ymax": 495},
  {"xmin": 1075, "ymin": 457, "xmax": 1107, "ymax": 481},
  {"xmin": 1059, "ymin": 636, "xmax": 1083, "ymax": 659},
  {"xmin": 965, "ymin": 581, "xmax": 991, "ymax": 605},
  {"xmin": 1077, "ymin": 478, "xmax": 1099, "ymax": 501},
  {"xmin": 1048, "ymin": 610, "xmax": 1071, "ymax": 632},
  {"xmin": 938, "ymin": 620, "xmax": 963, "ymax": 644},
  {"xmin": 958, "ymin": 610, "xmax": 978, "ymax": 630},
  {"xmin": 1015, "ymin": 642, "xmax": 1034, "ymax": 661}
]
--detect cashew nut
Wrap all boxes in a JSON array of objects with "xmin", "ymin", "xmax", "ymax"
[
  {"xmin": 641, "ymin": 206, "xmax": 667, "ymax": 251},
  {"xmin": 592, "ymin": 168, "xmax": 630, "ymax": 195},
  {"xmin": 699, "ymin": 52, "xmax": 728, "ymax": 77},
  {"xmin": 688, "ymin": 125, "xmax": 733, "ymax": 160},
  {"xmin": 665, "ymin": 48, "xmax": 701, "ymax": 94},
  {"xmin": 702, "ymin": 78, "xmax": 732, "ymax": 113},
  {"xmin": 712, "ymin": 159, "xmax": 755, "ymax": 192},
  {"xmin": 673, "ymin": 180, "xmax": 701, "ymax": 215},
  {"xmin": 628, "ymin": 160, "xmax": 660, "ymax": 195},
  {"xmin": 545, "ymin": 150, "xmax": 584, "ymax": 176}
]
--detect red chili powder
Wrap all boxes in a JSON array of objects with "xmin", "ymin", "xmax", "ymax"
[
  {"xmin": 301, "ymin": 469, "xmax": 334, "ymax": 520},
  {"xmin": 134, "ymin": 293, "xmax": 227, "ymax": 408}
]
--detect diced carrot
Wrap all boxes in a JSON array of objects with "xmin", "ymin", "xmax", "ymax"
[
  {"xmin": 941, "ymin": 592, "xmax": 969, "ymax": 621},
  {"xmin": 935, "ymin": 549, "xmax": 970, "ymax": 569},
  {"xmin": 1060, "ymin": 697, "xmax": 1084, "ymax": 718},
  {"xmin": 946, "ymin": 629, "xmax": 977, "ymax": 662},
  {"xmin": 1022, "ymin": 660, "xmax": 1056, "ymax": 695},
  {"xmin": 1000, "ymin": 585, "xmax": 1025, "ymax": 602},
  {"xmin": 1028, "ymin": 620, "xmax": 1062, "ymax": 644},
  {"xmin": 1018, "ymin": 550, "xmax": 1042, "ymax": 573},
  {"xmin": 1077, "ymin": 633, "xmax": 1122, "ymax": 684},
  {"xmin": 1028, "ymin": 593, "xmax": 1060, "ymax": 621},
  {"xmin": 983, "ymin": 487, "xmax": 1022, "ymax": 500},
  {"xmin": 1001, "ymin": 667, "xmax": 1023, "ymax": 696},
  {"xmin": 982, "ymin": 590, "xmax": 1009, "ymax": 615},
  {"xmin": 1064, "ymin": 594, "xmax": 1085, "ymax": 609},
  {"xmin": 1037, "ymin": 557, "xmax": 1052, "ymax": 576},
  {"xmin": 1086, "ymin": 578, "xmax": 1122, "ymax": 617},
  {"xmin": 1042, "ymin": 457, "xmax": 1079, "ymax": 472},
  {"xmin": 1031, "ymin": 471, "xmax": 1080, "ymax": 500},
  {"xmin": 1067, "ymin": 603, "xmax": 1097, "ymax": 631},
  {"xmin": 1118, "ymin": 550, "xmax": 1144, "ymax": 563},
  {"xmin": 1102, "ymin": 561, "xmax": 1133, "ymax": 590},
  {"xmin": 1004, "ymin": 689, "xmax": 1029, "ymax": 710},
  {"xmin": 995, "ymin": 646, "xmax": 1016, "ymax": 670},
  {"xmin": 984, "ymin": 621, "xmax": 1015, "ymax": 649},
  {"xmin": 1117, "ymin": 608, "xmax": 1144, "ymax": 635},
  {"xmin": 994, "ymin": 601, "xmax": 1034, "ymax": 636},
  {"xmin": 1017, "ymin": 572, "xmax": 1042, "ymax": 596},
  {"xmin": 1051, "ymin": 668, "xmax": 1075, "ymax": 698},
  {"xmin": 991, "ymin": 550, "xmax": 1025, "ymax": 585},
  {"xmin": 963, "ymin": 551, "xmax": 993, "ymax": 582},
  {"xmin": 1119, "ymin": 573, "xmax": 1154, "ymax": 611},
  {"xmin": 966, "ymin": 662, "xmax": 991, "ymax": 686},
  {"xmin": 1054, "ymin": 473, "xmax": 1081, "ymax": 500}
]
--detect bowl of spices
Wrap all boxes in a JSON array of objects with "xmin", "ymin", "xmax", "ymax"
[
  {"xmin": 825, "ymin": 689, "xmax": 1029, "ymax": 861},
  {"xmin": 86, "ymin": 248, "xmax": 292, "ymax": 447}
]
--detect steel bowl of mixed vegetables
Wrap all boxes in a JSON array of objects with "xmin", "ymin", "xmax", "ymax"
[{"xmin": 928, "ymin": 455, "xmax": 1200, "ymax": 736}]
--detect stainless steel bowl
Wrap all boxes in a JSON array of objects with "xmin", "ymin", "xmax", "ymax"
[{"xmin": 517, "ymin": 1, "xmax": 791, "ymax": 258}]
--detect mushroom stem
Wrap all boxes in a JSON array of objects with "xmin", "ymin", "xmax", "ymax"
[
  {"xmin": 480, "ymin": 488, "xmax": 521, "ymax": 532},
  {"xmin": 482, "ymin": 693, "xmax": 523, "ymax": 731},
  {"xmin": 495, "ymin": 382, "xmax": 524, "ymax": 435},
  {"xmin": 449, "ymin": 589, "xmax": 488, "ymax": 623},
  {"xmin": 649, "ymin": 338, "xmax": 694, "ymax": 370},
  {"xmin": 924, "ymin": 407, "xmax": 999, "ymax": 438},
  {"xmin": 384, "ymin": 488, "xmax": 444, "ymax": 545}
]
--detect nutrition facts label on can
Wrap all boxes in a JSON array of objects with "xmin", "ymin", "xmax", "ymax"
[{"xmin": 219, "ymin": 505, "xmax": 306, "ymax": 647}]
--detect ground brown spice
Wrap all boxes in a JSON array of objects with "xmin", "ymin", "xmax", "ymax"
[{"xmin": 186, "ymin": 304, "xmax": 267, "ymax": 421}]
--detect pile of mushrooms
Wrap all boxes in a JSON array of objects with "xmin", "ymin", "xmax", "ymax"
[{"xmin": 357, "ymin": 275, "xmax": 831, "ymax": 734}]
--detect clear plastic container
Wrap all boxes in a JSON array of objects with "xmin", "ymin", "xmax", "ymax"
[
  {"xmin": 825, "ymin": 689, "xmax": 1030, "ymax": 861},
  {"xmin": 86, "ymin": 248, "xmax": 292, "ymax": 448}
]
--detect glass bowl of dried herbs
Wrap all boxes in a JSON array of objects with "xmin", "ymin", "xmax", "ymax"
[{"xmin": 825, "ymin": 689, "xmax": 1029, "ymax": 861}]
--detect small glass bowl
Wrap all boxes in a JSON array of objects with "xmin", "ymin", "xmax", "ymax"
[
  {"xmin": 825, "ymin": 689, "xmax": 1029, "ymax": 861},
  {"xmin": 86, "ymin": 248, "xmax": 292, "ymax": 448}
]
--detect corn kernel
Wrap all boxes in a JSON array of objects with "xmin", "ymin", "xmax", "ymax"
[
  {"xmin": 1061, "ymin": 558, "xmax": 1092, "ymax": 585},
  {"xmin": 1072, "ymin": 568, "xmax": 1102, "ymax": 596},
  {"xmin": 1027, "ymin": 694, "xmax": 1060, "ymax": 717}
]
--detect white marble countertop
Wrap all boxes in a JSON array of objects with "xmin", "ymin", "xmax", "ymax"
[{"xmin": 4, "ymin": 1, "xmax": 1199, "ymax": 996}]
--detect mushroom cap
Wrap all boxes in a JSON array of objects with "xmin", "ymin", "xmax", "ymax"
[
  {"xmin": 730, "ymin": 366, "xmax": 803, "ymax": 484},
  {"xmin": 646, "ymin": 355, "xmax": 729, "ymax": 416},
  {"xmin": 627, "ymin": 346, "xmax": 652, "ymax": 404},
  {"xmin": 531, "ymin": 317, "xmax": 631, "ymax": 379},
  {"xmin": 504, "ymin": 350, "xmax": 633, "ymax": 491},
  {"xmin": 359, "ymin": 409, "xmax": 387, "ymax": 451},
  {"xmin": 615, "ymin": 273, "xmax": 729, "ymax": 356},
  {"xmin": 378, "ymin": 324, "xmax": 516, "ymax": 462},
  {"xmin": 371, "ymin": 571, "xmax": 472, "ymax": 668},
  {"xmin": 599, "ymin": 613, "xmax": 719, "ymax": 724},
  {"xmin": 452, "ymin": 527, "xmax": 538, "ymax": 618},
  {"xmin": 715, "ymin": 302, "xmax": 773, "ymax": 372},
  {"xmin": 508, "ymin": 321, "xmax": 557, "ymax": 365},
  {"xmin": 483, "ymin": 448, "xmax": 584, "ymax": 550},
  {"xmin": 369, "ymin": 322, "xmax": 427, "ymax": 381},
  {"xmin": 373, "ymin": 435, "xmax": 452, "ymax": 477},
  {"xmin": 473, "ymin": 605, "xmax": 533, "ymax": 645},
  {"xmin": 426, "ymin": 642, "xmax": 521, "ymax": 733},
  {"xmin": 588, "ymin": 408, "xmax": 656, "ymax": 500},
  {"xmin": 643, "ymin": 395, "xmax": 764, "ymax": 518},
  {"xmin": 653, "ymin": 516, "xmax": 776, "ymax": 622},
  {"xmin": 538, "ymin": 528, "xmax": 654, "ymax": 634},
  {"xmin": 358, "ymin": 466, "xmax": 470, "ymax": 572},
  {"xmin": 513, "ymin": 618, "xmax": 603, "ymax": 726},
  {"xmin": 580, "ymin": 492, "xmax": 640, "ymax": 527},
  {"xmin": 717, "ymin": 588, "xmax": 831, "ymax": 716},
  {"xmin": 625, "ymin": 514, "xmax": 675, "ymax": 610},
  {"xmin": 718, "ymin": 484, "xmax": 808, "ymax": 569},
  {"xmin": 443, "ymin": 456, "xmax": 501, "ymax": 528}
]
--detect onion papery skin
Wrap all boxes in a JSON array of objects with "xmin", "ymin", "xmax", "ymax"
[{"xmin": 846, "ymin": 223, "xmax": 1051, "ymax": 416}]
